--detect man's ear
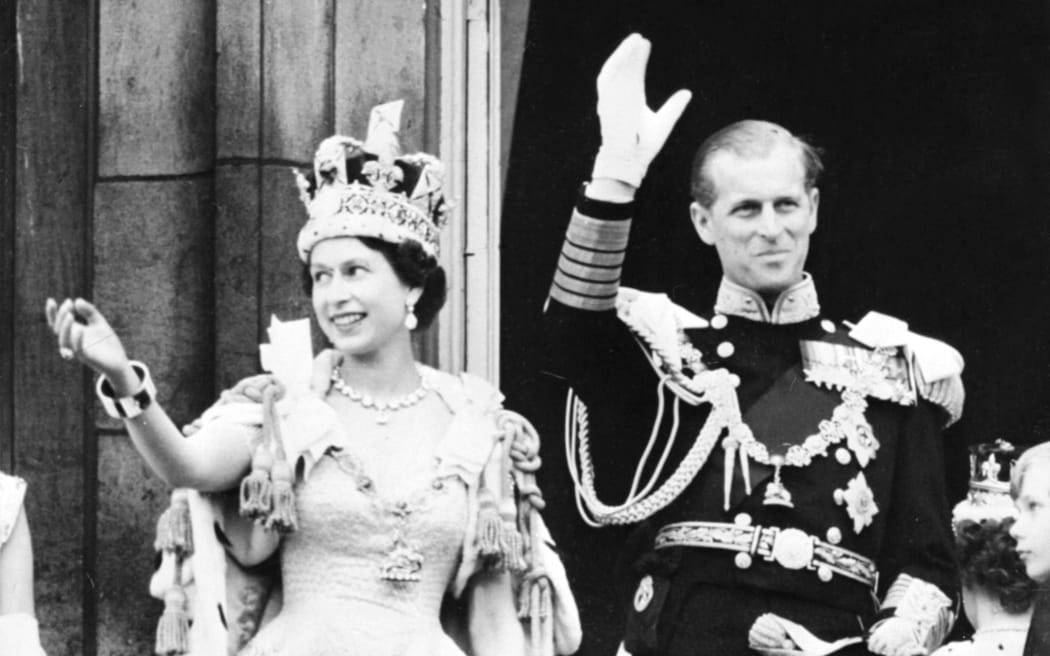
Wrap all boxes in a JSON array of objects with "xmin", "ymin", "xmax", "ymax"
[
  {"xmin": 807, "ymin": 187, "xmax": 820, "ymax": 234},
  {"xmin": 689, "ymin": 201, "xmax": 717, "ymax": 246}
]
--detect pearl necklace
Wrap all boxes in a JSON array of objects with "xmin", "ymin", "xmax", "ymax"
[{"xmin": 330, "ymin": 367, "xmax": 431, "ymax": 424}]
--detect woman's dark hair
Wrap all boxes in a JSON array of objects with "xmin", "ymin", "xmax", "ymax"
[
  {"xmin": 956, "ymin": 517, "xmax": 1038, "ymax": 614},
  {"xmin": 301, "ymin": 236, "xmax": 447, "ymax": 330}
]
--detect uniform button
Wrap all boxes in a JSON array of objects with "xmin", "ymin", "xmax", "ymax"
[
  {"xmin": 633, "ymin": 575, "xmax": 654, "ymax": 611},
  {"xmin": 817, "ymin": 565, "xmax": 833, "ymax": 582},
  {"xmin": 734, "ymin": 553, "xmax": 753, "ymax": 569},
  {"xmin": 821, "ymin": 319, "xmax": 836, "ymax": 333},
  {"xmin": 717, "ymin": 342, "xmax": 735, "ymax": 358},
  {"xmin": 711, "ymin": 314, "xmax": 729, "ymax": 330},
  {"xmin": 826, "ymin": 527, "xmax": 843, "ymax": 545},
  {"xmin": 836, "ymin": 448, "xmax": 851, "ymax": 465},
  {"xmin": 734, "ymin": 512, "xmax": 752, "ymax": 527}
]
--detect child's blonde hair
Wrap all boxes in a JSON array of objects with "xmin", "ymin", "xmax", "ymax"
[{"xmin": 1010, "ymin": 441, "xmax": 1050, "ymax": 499}]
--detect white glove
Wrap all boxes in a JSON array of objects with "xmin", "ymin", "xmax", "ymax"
[
  {"xmin": 591, "ymin": 33, "xmax": 692, "ymax": 188},
  {"xmin": 747, "ymin": 613, "xmax": 796, "ymax": 652},
  {"xmin": 748, "ymin": 613, "xmax": 864, "ymax": 656},
  {"xmin": 867, "ymin": 617, "xmax": 927, "ymax": 656}
]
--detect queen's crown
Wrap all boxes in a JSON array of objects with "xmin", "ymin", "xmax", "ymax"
[
  {"xmin": 295, "ymin": 100, "xmax": 449, "ymax": 260},
  {"xmin": 952, "ymin": 439, "xmax": 1017, "ymax": 528}
]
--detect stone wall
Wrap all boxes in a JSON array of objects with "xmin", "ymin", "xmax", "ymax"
[{"xmin": 4, "ymin": 1, "xmax": 445, "ymax": 652}]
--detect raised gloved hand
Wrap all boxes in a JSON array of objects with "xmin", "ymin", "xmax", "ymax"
[
  {"xmin": 867, "ymin": 617, "xmax": 927, "ymax": 656},
  {"xmin": 591, "ymin": 33, "xmax": 692, "ymax": 189}
]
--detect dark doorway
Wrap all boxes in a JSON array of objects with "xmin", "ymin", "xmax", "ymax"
[{"xmin": 502, "ymin": 2, "xmax": 1050, "ymax": 653}]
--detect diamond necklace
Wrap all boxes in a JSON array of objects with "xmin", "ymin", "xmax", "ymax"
[{"xmin": 330, "ymin": 366, "xmax": 431, "ymax": 424}]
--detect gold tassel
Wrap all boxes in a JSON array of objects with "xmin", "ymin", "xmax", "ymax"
[
  {"xmin": 262, "ymin": 385, "xmax": 297, "ymax": 533},
  {"xmin": 154, "ymin": 492, "xmax": 193, "ymax": 557},
  {"xmin": 535, "ymin": 577, "xmax": 555, "ymax": 656},
  {"xmin": 155, "ymin": 586, "xmax": 190, "ymax": 656},
  {"xmin": 265, "ymin": 459, "xmax": 298, "ymax": 534},
  {"xmin": 529, "ymin": 581, "xmax": 543, "ymax": 656},
  {"xmin": 502, "ymin": 526, "xmax": 528, "ymax": 574},
  {"xmin": 477, "ymin": 489, "xmax": 504, "ymax": 566},
  {"xmin": 517, "ymin": 579, "xmax": 533, "ymax": 619},
  {"xmin": 523, "ymin": 577, "xmax": 554, "ymax": 656},
  {"xmin": 240, "ymin": 445, "xmax": 274, "ymax": 520},
  {"xmin": 537, "ymin": 576, "xmax": 552, "ymax": 619},
  {"xmin": 496, "ymin": 433, "xmax": 528, "ymax": 573}
]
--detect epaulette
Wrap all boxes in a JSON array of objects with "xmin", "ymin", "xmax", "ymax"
[
  {"xmin": 800, "ymin": 339, "xmax": 917, "ymax": 406},
  {"xmin": 806, "ymin": 311, "xmax": 965, "ymax": 425},
  {"xmin": 614, "ymin": 287, "xmax": 708, "ymax": 380}
]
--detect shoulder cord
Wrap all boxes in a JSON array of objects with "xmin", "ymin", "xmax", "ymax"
[
  {"xmin": 562, "ymin": 335, "xmax": 685, "ymax": 525},
  {"xmin": 565, "ymin": 368, "xmax": 741, "ymax": 526},
  {"xmin": 627, "ymin": 370, "xmax": 684, "ymax": 504},
  {"xmin": 565, "ymin": 304, "xmax": 746, "ymax": 525},
  {"xmin": 564, "ymin": 378, "xmax": 680, "ymax": 528}
]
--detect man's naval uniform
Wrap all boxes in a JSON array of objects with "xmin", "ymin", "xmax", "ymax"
[{"xmin": 545, "ymin": 191, "xmax": 963, "ymax": 655}]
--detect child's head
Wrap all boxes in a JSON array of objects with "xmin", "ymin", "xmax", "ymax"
[
  {"xmin": 955, "ymin": 517, "xmax": 1038, "ymax": 625},
  {"xmin": 1009, "ymin": 441, "xmax": 1050, "ymax": 583}
]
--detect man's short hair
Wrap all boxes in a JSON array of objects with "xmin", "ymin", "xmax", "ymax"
[
  {"xmin": 690, "ymin": 120, "xmax": 824, "ymax": 208},
  {"xmin": 1010, "ymin": 441, "xmax": 1050, "ymax": 499}
]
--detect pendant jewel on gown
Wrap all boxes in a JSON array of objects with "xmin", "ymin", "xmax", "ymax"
[
  {"xmin": 379, "ymin": 538, "xmax": 425, "ymax": 582},
  {"xmin": 331, "ymin": 453, "xmax": 436, "ymax": 584},
  {"xmin": 380, "ymin": 499, "xmax": 426, "ymax": 582}
]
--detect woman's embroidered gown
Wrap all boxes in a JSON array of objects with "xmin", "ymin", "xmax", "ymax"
[{"xmin": 239, "ymin": 369, "xmax": 497, "ymax": 656}]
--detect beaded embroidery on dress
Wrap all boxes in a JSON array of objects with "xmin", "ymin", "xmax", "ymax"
[
  {"xmin": 239, "ymin": 453, "xmax": 470, "ymax": 655},
  {"xmin": 239, "ymin": 368, "xmax": 498, "ymax": 656}
]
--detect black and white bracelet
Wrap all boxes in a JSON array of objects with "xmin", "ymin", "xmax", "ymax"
[{"xmin": 96, "ymin": 361, "xmax": 156, "ymax": 419}]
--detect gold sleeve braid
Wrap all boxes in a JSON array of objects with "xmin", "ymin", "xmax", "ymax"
[
  {"xmin": 879, "ymin": 573, "xmax": 955, "ymax": 652},
  {"xmin": 549, "ymin": 209, "xmax": 631, "ymax": 311}
]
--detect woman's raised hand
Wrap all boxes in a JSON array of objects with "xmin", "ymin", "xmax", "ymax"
[{"xmin": 44, "ymin": 298, "xmax": 134, "ymax": 390}]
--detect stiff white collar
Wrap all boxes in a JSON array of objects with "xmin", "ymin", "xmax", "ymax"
[{"xmin": 713, "ymin": 273, "xmax": 820, "ymax": 324}]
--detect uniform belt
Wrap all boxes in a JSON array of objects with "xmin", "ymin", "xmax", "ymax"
[{"xmin": 655, "ymin": 521, "xmax": 878, "ymax": 590}]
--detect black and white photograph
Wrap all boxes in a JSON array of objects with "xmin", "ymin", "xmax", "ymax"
[{"xmin": 2, "ymin": 1, "xmax": 1050, "ymax": 655}]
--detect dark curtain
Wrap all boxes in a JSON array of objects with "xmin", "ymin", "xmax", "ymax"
[{"xmin": 502, "ymin": 2, "xmax": 1050, "ymax": 653}]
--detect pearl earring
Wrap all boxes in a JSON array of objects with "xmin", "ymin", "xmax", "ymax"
[{"xmin": 405, "ymin": 300, "xmax": 418, "ymax": 330}]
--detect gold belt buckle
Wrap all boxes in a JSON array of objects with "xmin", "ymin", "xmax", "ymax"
[{"xmin": 770, "ymin": 528, "xmax": 814, "ymax": 570}]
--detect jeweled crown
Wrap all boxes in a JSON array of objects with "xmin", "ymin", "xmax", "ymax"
[
  {"xmin": 295, "ymin": 100, "xmax": 449, "ymax": 261},
  {"xmin": 969, "ymin": 440, "xmax": 1015, "ymax": 495},
  {"xmin": 952, "ymin": 439, "xmax": 1017, "ymax": 527}
]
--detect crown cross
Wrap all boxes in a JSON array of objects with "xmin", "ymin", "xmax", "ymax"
[{"xmin": 980, "ymin": 454, "xmax": 1002, "ymax": 481}]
